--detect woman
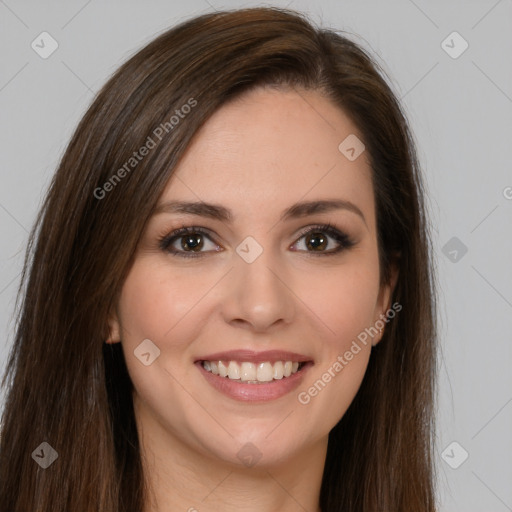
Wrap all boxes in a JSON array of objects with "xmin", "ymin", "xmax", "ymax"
[{"xmin": 0, "ymin": 6, "xmax": 437, "ymax": 511}]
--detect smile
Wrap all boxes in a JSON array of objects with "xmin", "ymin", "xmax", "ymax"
[
  {"xmin": 195, "ymin": 350, "xmax": 313, "ymax": 402},
  {"xmin": 201, "ymin": 360, "xmax": 305, "ymax": 383}
]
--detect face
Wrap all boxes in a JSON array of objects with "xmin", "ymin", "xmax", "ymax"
[{"xmin": 108, "ymin": 86, "xmax": 396, "ymax": 470}]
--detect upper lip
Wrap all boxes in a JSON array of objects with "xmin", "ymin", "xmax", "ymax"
[{"xmin": 195, "ymin": 349, "xmax": 313, "ymax": 364}]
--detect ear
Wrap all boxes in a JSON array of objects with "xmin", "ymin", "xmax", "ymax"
[
  {"xmin": 105, "ymin": 306, "xmax": 122, "ymax": 344},
  {"xmin": 372, "ymin": 259, "xmax": 400, "ymax": 346}
]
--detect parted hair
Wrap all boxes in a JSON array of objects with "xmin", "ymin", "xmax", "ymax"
[{"xmin": 0, "ymin": 7, "xmax": 437, "ymax": 511}]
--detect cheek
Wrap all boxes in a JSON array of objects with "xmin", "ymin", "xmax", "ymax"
[
  {"xmin": 113, "ymin": 260, "xmax": 192, "ymax": 388},
  {"xmin": 116, "ymin": 258, "xmax": 206, "ymax": 343},
  {"xmin": 293, "ymin": 255, "xmax": 380, "ymax": 424},
  {"xmin": 114, "ymin": 260, "xmax": 205, "ymax": 427},
  {"xmin": 114, "ymin": 257, "xmax": 231, "ymax": 399},
  {"xmin": 301, "ymin": 257, "xmax": 381, "ymax": 352}
]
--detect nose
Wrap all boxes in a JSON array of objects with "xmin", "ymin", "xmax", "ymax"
[{"xmin": 221, "ymin": 247, "xmax": 295, "ymax": 333}]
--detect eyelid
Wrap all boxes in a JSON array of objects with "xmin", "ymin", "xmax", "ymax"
[
  {"xmin": 290, "ymin": 222, "xmax": 354, "ymax": 253},
  {"xmin": 158, "ymin": 223, "xmax": 355, "ymax": 257},
  {"xmin": 158, "ymin": 226, "xmax": 220, "ymax": 258}
]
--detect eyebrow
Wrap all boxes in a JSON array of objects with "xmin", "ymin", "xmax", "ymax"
[{"xmin": 152, "ymin": 199, "xmax": 366, "ymax": 225}]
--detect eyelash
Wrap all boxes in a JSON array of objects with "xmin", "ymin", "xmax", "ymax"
[{"xmin": 157, "ymin": 222, "xmax": 355, "ymax": 259}]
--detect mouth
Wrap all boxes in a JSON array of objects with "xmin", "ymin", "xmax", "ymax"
[
  {"xmin": 194, "ymin": 350, "xmax": 314, "ymax": 402},
  {"xmin": 199, "ymin": 359, "xmax": 309, "ymax": 383}
]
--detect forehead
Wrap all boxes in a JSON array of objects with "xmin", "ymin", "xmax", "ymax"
[{"xmin": 161, "ymin": 87, "xmax": 375, "ymax": 228}]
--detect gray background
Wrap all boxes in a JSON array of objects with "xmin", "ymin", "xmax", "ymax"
[{"xmin": 1, "ymin": 1, "xmax": 511, "ymax": 510}]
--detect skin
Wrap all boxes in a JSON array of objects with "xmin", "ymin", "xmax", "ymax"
[{"xmin": 107, "ymin": 86, "xmax": 397, "ymax": 512}]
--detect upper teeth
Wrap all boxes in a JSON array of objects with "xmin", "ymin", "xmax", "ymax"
[{"xmin": 202, "ymin": 360, "xmax": 301, "ymax": 382}]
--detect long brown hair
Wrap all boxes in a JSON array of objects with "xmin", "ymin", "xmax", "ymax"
[{"xmin": 0, "ymin": 7, "xmax": 437, "ymax": 511}]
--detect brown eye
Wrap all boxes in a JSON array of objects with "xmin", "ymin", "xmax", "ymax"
[
  {"xmin": 180, "ymin": 233, "xmax": 204, "ymax": 252},
  {"xmin": 305, "ymin": 232, "xmax": 328, "ymax": 251},
  {"xmin": 159, "ymin": 227, "xmax": 221, "ymax": 258},
  {"xmin": 291, "ymin": 224, "xmax": 355, "ymax": 255}
]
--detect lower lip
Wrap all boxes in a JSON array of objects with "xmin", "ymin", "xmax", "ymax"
[{"xmin": 195, "ymin": 361, "xmax": 313, "ymax": 402}]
